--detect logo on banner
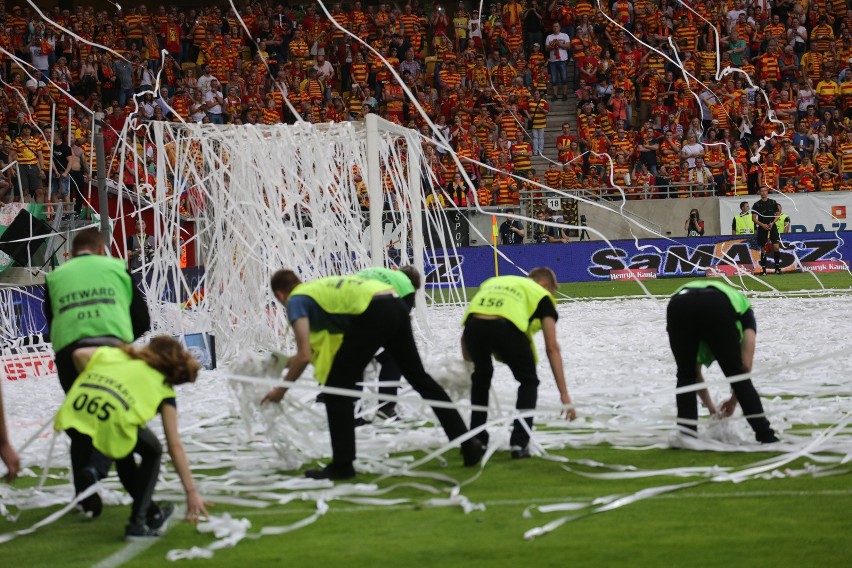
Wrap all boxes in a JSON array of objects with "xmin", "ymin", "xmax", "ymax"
[
  {"xmin": 609, "ymin": 268, "xmax": 657, "ymax": 280},
  {"xmin": 1, "ymin": 352, "xmax": 55, "ymax": 381},
  {"xmin": 424, "ymin": 253, "xmax": 464, "ymax": 286},
  {"xmin": 587, "ymin": 237, "xmax": 846, "ymax": 278},
  {"xmin": 801, "ymin": 261, "xmax": 849, "ymax": 273},
  {"xmin": 832, "ymin": 206, "xmax": 847, "ymax": 220}
]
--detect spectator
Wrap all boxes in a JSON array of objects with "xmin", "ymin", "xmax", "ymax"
[
  {"xmin": 204, "ymin": 80, "xmax": 225, "ymax": 124},
  {"xmin": 113, "ymin": 57, "xmax": 134, "ymax": 108},
  {"xmin": 533, "ymin": 208, "xmax": 568, "ymax": 243},
  {"xmin": 499, "ymin": 212, "xmax": 525, "ymax": 245},
  {"xmin": 685, "ymin": 208, "xmax": 705, "ymax": 237},
  {"xmin": 544, "ymin": 22, "xmax": 570, "ymax": 101},
  {"xmin": 5, "ymin": 0, "xmax": 852, "ymax": 218}
]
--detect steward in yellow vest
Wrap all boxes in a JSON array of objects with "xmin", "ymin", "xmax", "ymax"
[
  {"xmin": 357, "ymin": 266, "xmax": 421, "ymax": 419},
  {"xmin": 43, "ymin": 228, "xmax": 150, "ymax": 515},
  {"xmin": 54, "ymin": 337, "xmax": 209, "ymax": 539},
  {"xmin": 461, "ymin": 267, "xmax": 575, "ymax": 459},
  {"xmin": 731, "ymin": 201, "xmax": 755, "ymax": 235},
  {"xmin": 666, "ymin": 281, "xmax": 778, "ymax": 443},
  {"xmin": 263, "ymin": 269, "xmax": 484, "ymax": 480}
]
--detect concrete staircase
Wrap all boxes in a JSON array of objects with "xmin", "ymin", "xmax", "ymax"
[{"xmin": 530, "ymin": 90, "xmax": 578, "ymax": 176}]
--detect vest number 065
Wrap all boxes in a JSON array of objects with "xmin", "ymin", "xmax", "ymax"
[{"xmin": 72, "ymin": 393, "xmax": 116, "ymax": 422}]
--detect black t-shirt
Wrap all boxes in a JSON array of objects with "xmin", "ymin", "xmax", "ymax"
[
  {"xmin": 533, "ymin": 223, "xmax": 562, "ymax": 243},
  {"xmin": 640, "ymin": 137, "xmax": 661, "ymax": 166},
  {"xmin": 500, "ymin": 220, "xmax": 524, "ymax": 245},
  {"xmin": 524, "ymin": 9, "xmax": 544, "ymax": 32},
  {"xmin": 740, "ymin": 308, "xmax": 756, "ymax": 333},
  {"xmin": 751, "ymin": 198, "xmax": 780, "ymax": 225},
  {"xmin": 531, "ymin": 296, "xmax": 558, "ymax": 323},
  {"xmin": 52, "ymin": 142, "xmax": 72, "ymax": 171}
]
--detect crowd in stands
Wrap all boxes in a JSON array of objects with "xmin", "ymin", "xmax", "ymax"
[{"xmin": 1, "ymin": 1, "xmax": 852, "ymax": 212}]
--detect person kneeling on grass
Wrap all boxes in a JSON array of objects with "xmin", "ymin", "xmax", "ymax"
[
  {"xmin": 666, "ymin": 280, "xmax": 778, "ymax": 444},
  {"xmin": 54, "ymin": 336, "xmax": 210, "ymax": 540},
  {"xmin": 461, "ymin": 267, "xmax": 576, "ymax": 459}
]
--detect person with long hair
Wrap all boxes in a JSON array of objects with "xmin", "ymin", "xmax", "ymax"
[
  {"xmin": 54, "ymin": 336, "xmax": 209, "ymax": 540},
  {"xmin": 685, "ymin": 208, "xmax": 705, "ymax": 236},
  {"xmin": 44, "ymin": 228, "xmax": 151, "ymax": 516}
]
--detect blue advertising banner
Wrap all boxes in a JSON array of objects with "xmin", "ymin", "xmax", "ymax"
[
  {"xmin": 424, "ymin": 232, "xmax": 852, "ymax": 288},
  {"xmin": 1, "ymin": 285, "xmax": 47, "ymax": 339}
]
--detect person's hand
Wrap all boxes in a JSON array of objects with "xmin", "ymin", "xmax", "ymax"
[
  {"xmin": 718, "ymin": 397, "xmax": 738, "ymax": 417},
  {"xmin": 561, "ymin": 395, "xmax": 576, "ymax": 421},
  {"xmin": 185, "ymin": 490, "xmax": 211, "ymax": 523},
  {"xmin": 261, "ymin": 386, "xmax": 287, "ymax": 404},
  {"xmin": 1, "ymin": 442, "xmax": 20, "ymax": 482}
]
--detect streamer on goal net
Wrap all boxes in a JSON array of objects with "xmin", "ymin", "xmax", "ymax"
[{"xmin": 136, "ymin": 116, "xmax": 469, "ymax": 360}]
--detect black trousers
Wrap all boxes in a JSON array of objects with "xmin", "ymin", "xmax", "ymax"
[
  {"xmin": 666, "ymin": 288, "xmax": 774, "ymax": 439},
  {"xmin": 462, "ymin": 317, "xmax": 539, "ymax": 449},
  {"xmin": 69, "ymin": 427, "xmax": 161, "ymax": 524},
  {"xmin": 375, "ymin": 350, "xmax": 401, "ymax": 402},
  {"xmin": 324, "ymin": 296, "xmax": 468, "ymax": 464},
  {"xmin": 56, "ymin": 339, "xmax": 123, "ymax": 487}
]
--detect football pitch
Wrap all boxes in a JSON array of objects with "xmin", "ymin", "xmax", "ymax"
[{"xmin": 2, "ymin": 272, "xmax": 852, "ymax": 567}]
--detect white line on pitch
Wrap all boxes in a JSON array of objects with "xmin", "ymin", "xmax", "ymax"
[
  {"xmin": 91, "ymin": 508, "xmax": 181, "ymax": 568},
  {"xmin": 221, "ymin": 488, "xmax": 852, "ymax": 517}
]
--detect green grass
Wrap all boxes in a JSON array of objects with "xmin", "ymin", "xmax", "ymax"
[
  {"xmin": 4, "ymin": 448, "xmax": 851, "ymax": 568},
  {"xmin": 447, "ymin": 272, "xmax": 852, "ymax": 303},
  {"xmin": 4, "ymin": 275, "xmax": 852, "ymax": 566},
  {"xmin": 556, "ymin": 272, "xmax": 852, "ymax": 299}
]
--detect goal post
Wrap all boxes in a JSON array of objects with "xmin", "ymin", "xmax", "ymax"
[{"xmin": 365, "ymin": 113, "xmax": 426, "ymax": 312}]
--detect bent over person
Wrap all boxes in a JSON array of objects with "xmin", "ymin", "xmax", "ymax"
[
  {"xmin": 44, "ymin": 228, "xmax": 151, "ymax": 517},
  {"xmin": 356, "ymin": 265, "xmax": 421, "ymax": 420},
  {"xmin": 666, "ymin": 281, "xmax": 778, "ymax": 444},
  {"xmin": 54, "ymin": 337, "xmax": 209, "ymax": 540},
  {"xmin": 262, "ymin": 271, "xmax": 484, "ymax": 480},
  {"xmin": 461, "ymin": 268, "xmax": 575, "ymax": 459}
]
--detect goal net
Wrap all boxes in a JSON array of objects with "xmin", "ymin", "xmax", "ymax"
[{"xmin": 142, "ymin": 115, "xmax": 466, "ymax": 360}]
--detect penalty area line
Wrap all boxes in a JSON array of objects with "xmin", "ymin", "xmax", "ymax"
[{"xmin": 223, "ymin": 488, "xmax": 852, "ymax": 518}]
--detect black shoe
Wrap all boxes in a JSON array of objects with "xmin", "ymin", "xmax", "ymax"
[
  {"xmin": 510, "ymin": 446, "xmax": 531, "ymax": 459},
  {"xmin": 354, "ymin": 416, "xmax": 371, "ymax": 427},
  {"xmin": 461, "ymin": 438, "xmax": 485, "ymax": 467},
  {"xmin": 125, "ymin": 522, "xmax": 164, "ymax": 541},
  {"xmin": 475, "ymin": 431, "xmax": 490, "ymax": 447},
  {"xmin": 757, "ymin": 431, "xmax": 779, "ymax": 444},
  {"xmin": 315, "ymin": 392, "xmax": 326, "ymax": 404},
  {"xmin": 775, "ymin": 268, "xmax": 782, "ymax": 275},
  {"xmin": 146, "ymin": 502, "xmax": 175, "ymax": 530},
  {"xmin": 305, "ymin": 463, "xmax": 356, "ymax": 480},
  {"xmin": 76, "ymin": 467, "xmax": 103, "ymax": 519},
  {"xmin": 376, "ymin": 403, "xmax": 397, "ymax": 420}
]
